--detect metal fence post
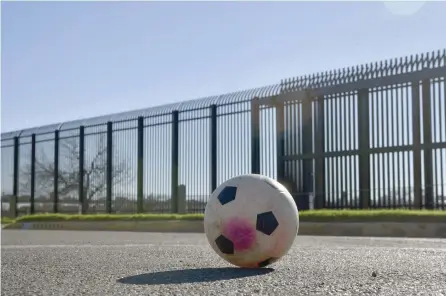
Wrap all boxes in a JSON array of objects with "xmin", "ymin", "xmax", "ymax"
[
  {"xmin": 171, "ymin": 111, "xmax": 179, "ymax": 213},
  {"xmin": 422, "ymin": 79, "xmax": 434, "ymax": 209},
  {"xmin": 314, "ymin": 96, "xmax": 326, "ymax": 209},
  {"xmin": 79, "ymin": 126, "xmax": 85, "ymax": 213},
  {"xmin": 210, "ymin": 105, "xmax": 217, "ymax": 193},
  {"xmin": 411, "ymin": 83, "xmax": 422, "ymax": 209},
  {"xmin": 30, "ymin": 134, "xmax": 36, "ymax": 214},
  {"xmin": 137, "ymin": 116, "xmax": 144, "ymax": 213},
  {"xmin": 275, "ymin": 101, "xmax": 285, "ymax": 184},
  {"xmin": 12, "ymin": 136, "xmax": 19, "ymax": 218},
  {"xmin": 53, "ymin": 130, "xmax": 59, "ymax": 213},
  {"xmin": 358, "ymin": 88, "xmax": 371, "ymax": 209},
  {"xmin": 251, "ymin": 98, "xmax": 260, "ymax": 174},
  {"xmin": 301, "ymin": 95, "xmax": 313, "ymax": 211},
  {"xmin": 106, "ymin": 121, "xmax": 113, "ymax": 213}
]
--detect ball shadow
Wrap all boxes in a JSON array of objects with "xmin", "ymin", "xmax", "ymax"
[{"xmin": 117, "ymin": 267, "xmax": 274, "ymax": 285}]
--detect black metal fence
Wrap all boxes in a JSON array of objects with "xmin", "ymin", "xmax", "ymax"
[{"xmin": 2, "ymin": 49, "xmax": 446, "ymax": 216}]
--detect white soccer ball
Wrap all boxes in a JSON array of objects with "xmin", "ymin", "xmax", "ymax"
[{"xmin": 204, "ymin": 174, "xmax": 299, "ymax": 268}]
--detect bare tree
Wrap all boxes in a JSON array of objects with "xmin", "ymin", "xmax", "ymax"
[{"xmin": 20, "ymin": 134, "xmax": 131, "ymax": 212}]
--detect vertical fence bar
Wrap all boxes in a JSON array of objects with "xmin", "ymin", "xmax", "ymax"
[
  {"xmin": 12, "ymin": 136, "xmax": 19, "ymax": 218},
  {"xmin": 79, "ymin": 126, "xmax": 85, "ymax": 213},
  {"xmin": 251, "ymin": 98, "xmax": 260, "ymax": 174},
  {"xmin": 210, "ymin": 105, "xmax": 218, "ymax": 193},
  {"xmin": 171, "ymin": 111, "xmax": 179, "ymax": 213},
  {"xmin": 53, "ymin": 130, "xmax": 59, "ymax": 213},
  {"xmin": 275, "ymin": 101, "xmax": 285, "ymax": 183},
  {"xmin": 137, "ymin": 116, "xmax": 144, "ymax": 213},
  {"xmin": 412, "ymin": 82, "xmax": 422, "ymax": 209},
  {"xmin": 301, "ymin": 95, "xmax": 313, "ymax": 210},
  {"xmin": 106, "ymin": 121, "xmax": 113, "ymax": 213},
  {"xmin": 314, "ymin": 96, "xmax": 326, "ymax": 209},
  {"xmin": 30, "ymin": 134, "xmax": 36, "ymax": 214},
  {"xmin": 358, "ymin": 88, "xmax": 371, "ymax": 209},
  {"xmin": 422, "ymin": 79, "xmax": 434, "ymax": 209}
]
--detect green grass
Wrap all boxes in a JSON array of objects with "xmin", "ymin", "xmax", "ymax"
[
  {"xmin": 12, "ymin": 213, "xmax": 205, "ymax": 223},
  {"xmin": 298, "ymin": 209, "xmax": 446, "ymax": 222},
  {"xmin": 1, "ymin": 217, "xmax": 14, "ymax": 225},
  {"xmin": 4, "ymin": 209, "xmax": 446, "ymax": 224}
]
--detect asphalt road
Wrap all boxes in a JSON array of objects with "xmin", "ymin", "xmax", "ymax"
[{"xmin": 1, "ymin": 230, "xmax": 446, "ymax": 296}]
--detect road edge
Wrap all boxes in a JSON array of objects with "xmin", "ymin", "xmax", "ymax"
[{"xmin": 3, "ymin": 221, "xmax": 446, "ymax": 238}]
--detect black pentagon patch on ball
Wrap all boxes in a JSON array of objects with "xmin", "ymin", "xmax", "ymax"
[
  {"xmin": 256, "ymin": 211, "xmax": 279, "ymax": 235},
  {"xmin": 258, "ymin": 257, "xmax": 279, "ymax": 268},
  {"xmin": 215, "ymin": 235, "xmax": 234, "ymax": 254},
  {"xmin": 217, "ymin": 186, "xmax": 237, "ymax": 205}
]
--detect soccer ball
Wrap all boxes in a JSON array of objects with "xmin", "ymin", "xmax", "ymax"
[{"xmin": 204, "ymin": 174, "xmax": 299, "ymax": 268}]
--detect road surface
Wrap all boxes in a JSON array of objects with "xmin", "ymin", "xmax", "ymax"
[{"xmin": 2, "ymin": 230, "xmax": 446, "ymax": 295}]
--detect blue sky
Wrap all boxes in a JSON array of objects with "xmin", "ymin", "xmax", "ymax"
[
  {"xmin": 2, "ymin": 1, "xmax": 445, "ymax": 132},
  {"xmin": 1, "ymin": 2, "xmax": 445, "ymax": 209}
]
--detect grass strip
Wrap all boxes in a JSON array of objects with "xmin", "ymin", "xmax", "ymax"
[
  {"xmin": 4, "ymin": 209, "xmax": 446, "ymax": 224},
  {"xmin": 1, "ymin": 217, "xmax": 14, "ymax": 224}
]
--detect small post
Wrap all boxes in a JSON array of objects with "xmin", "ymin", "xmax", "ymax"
[
  {"xmin": 30, "ymin": 134, "xmax": 36, "ymax": 214},
  {"xmin": 106, "ymin": 121, "xmax": 113, "ymax": 214},
  {"xmin": 210, "ymin": 105, "xmax": 218, "ymax": 193},
  {"xmin": 177, "ymin": 184, "xmax": 186, "ymax": 214},
  {"xmin": 53, "ymin": 130, "xmax": 59, "ymax": 213},
  {"xmin": 79, "ymin": 126, "xmax": 85, "ymax": 213},
  {"xmin": 137, "ymin": 117, "xmax": 144, "ymax": 213},
  {"xmin": 171, "ymin": 111, "xmax": 179, "ymax": 213}
]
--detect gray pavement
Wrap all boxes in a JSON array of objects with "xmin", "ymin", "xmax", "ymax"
[{"xmin": 1, "ymin": 230, "xmax": 446, "ymax": 296}]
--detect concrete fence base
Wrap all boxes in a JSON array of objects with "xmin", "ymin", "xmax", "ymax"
[{"xmin": 4, "ymin": 221, "xmax": 446, "ymax": 238}]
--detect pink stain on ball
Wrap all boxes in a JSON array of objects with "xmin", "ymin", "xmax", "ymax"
[{"xmin": 223, "ymin": 218, "xmax": 256, "ymax": 252}]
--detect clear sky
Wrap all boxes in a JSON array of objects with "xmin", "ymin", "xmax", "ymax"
[{"xmin": 2, "ymin": 1, "xmax": 446, "ymax": 132}]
